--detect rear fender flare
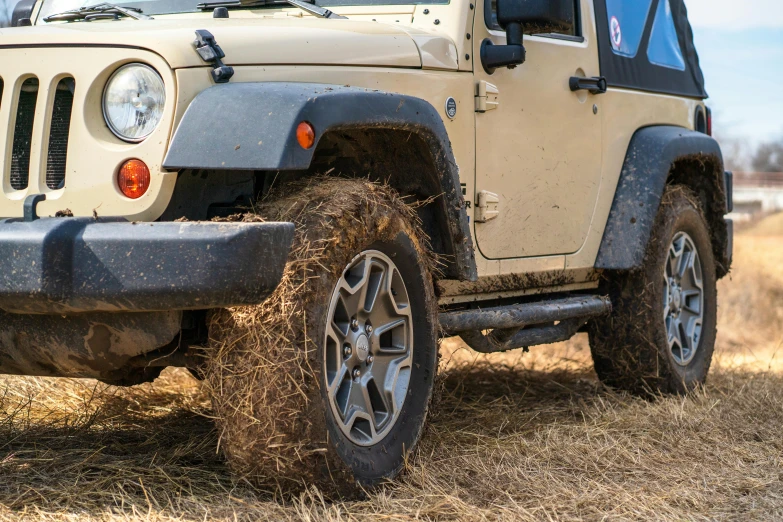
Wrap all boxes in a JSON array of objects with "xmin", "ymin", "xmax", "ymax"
[{"xmin": 596, "ymin": 125, "xmax": 730, "ymax": 274}]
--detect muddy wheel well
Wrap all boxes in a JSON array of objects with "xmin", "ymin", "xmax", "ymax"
[
  {"xmin": 272, "ymin": 128, "xmax": 462, "ymax": 279},
  {"xmin": 667, "ymin": 156, "xmax": 730, "ymax": 277}
]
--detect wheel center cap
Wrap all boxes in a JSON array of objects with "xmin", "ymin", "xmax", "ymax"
[
  {"xmin": 672, "ymin": 287, "xmax": 682, "ymax": 311},
  {"xmin": 356, "ymin": 334, "xmax": 370, "ymax": 362}
]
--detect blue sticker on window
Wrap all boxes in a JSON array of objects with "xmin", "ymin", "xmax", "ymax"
[
  {"xmin": 605, "ymin": 0, "xmax": 653, "ymax": 58},
  {"xmin": 647, "ymin": 0, "xmax": 686, "ymax": 70}
]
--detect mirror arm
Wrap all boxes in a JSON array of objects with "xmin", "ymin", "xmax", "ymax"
[{"xmin": 480, "ymin": 22, "xmax": 526, "ymax": 74}]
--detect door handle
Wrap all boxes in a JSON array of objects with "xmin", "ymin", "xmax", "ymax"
[{"xmin": 569, "ymin": 76, "xmax": 607, "ymax": 95}]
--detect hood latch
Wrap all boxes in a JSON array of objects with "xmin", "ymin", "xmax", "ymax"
[{"xmin": 193, "ymin": 29, "xmax": 235, "ymax": 84}]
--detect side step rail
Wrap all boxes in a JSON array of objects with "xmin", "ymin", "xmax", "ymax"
[{"xmin": 439, "ymin": 295, "xmax": 612, "ymax": 353}]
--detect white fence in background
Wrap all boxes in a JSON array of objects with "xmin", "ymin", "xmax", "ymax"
[{"xmin": 729, "ymin": 172, "xmax": 783, "ymax": 221}]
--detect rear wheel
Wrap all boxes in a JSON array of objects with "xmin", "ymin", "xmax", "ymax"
[
  {"xmin": 207, "ymin": 179, "xmax": 438, "ymax": 489},
  {"xmin": 589, "ymin": 186, "xmax": 718, "ymax": 394}
]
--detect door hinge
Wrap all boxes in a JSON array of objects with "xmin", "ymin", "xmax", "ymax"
[
  {"xmin": 475, "ymin": 190, "xmax": 499, "ymax": 223},
  {"xmin": 193, "ymin": 30, "xmax": 235, "ymax": 84},
  {"xmin": 475, "ymin": 81, "xmax": 499, "ymax": 112}
]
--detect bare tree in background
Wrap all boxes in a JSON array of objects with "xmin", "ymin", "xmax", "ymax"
[{"xmin": 751, "ymin": 138, "xmax": 783, "ymax": 173}]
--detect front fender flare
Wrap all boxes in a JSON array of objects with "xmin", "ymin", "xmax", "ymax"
[{"xmin": 163, "ymin": 82, "xmax": 476, "ymax": 281}]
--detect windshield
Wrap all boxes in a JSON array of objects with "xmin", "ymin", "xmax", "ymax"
[{"xmin": 38, "ymin": 0, "xmax": 447, "ymax": 20}]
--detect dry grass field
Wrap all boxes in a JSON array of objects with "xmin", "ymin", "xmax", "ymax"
[{"xmin": 0, "ymin": 214, "xmax": 781, "ymax": 521}]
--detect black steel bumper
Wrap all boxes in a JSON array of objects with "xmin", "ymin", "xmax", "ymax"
[{"xmin": 0, "ymin": 217, "xmax": 294, "ymax": 314}]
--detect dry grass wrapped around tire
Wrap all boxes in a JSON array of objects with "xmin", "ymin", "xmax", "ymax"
[{"xmin": 206, "ymin": 177, "xmax": 438, "ymax": 490}]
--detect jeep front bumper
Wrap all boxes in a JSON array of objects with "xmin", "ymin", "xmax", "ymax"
[{"xmin": 0, "ymin": 217, "xmax": 294, "ymax": 315}]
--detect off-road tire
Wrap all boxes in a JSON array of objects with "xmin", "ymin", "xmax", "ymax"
[
  {"xmin": 206, "ymin": 178, "xmax": 439, "ymax": 490},
  {"xmin": 589, "ymin": 185, "xmax": 718, "ymax": 395}
]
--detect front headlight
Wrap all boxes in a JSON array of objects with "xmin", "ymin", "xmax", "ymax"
[{"xmin": 102, "ymin": 64, "xmax": 166, "ymax": 142}]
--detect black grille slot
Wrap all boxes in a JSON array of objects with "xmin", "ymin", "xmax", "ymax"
[
  {"xmin": 46, "ymin": 79, "xmax": 75, "ymax": 190},
  {"xmin": 10, "ymin": 78, "xmax": 38, "ymax": 191}
]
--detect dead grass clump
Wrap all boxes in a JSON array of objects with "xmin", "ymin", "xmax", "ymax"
[{"xmin": 205, "ymin": 177, "xmax": 436, "ymax": 490}]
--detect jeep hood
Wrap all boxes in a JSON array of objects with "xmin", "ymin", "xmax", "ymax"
[{"xmin": 0, "ymin": 19, "xmax": 426, "ymax": 69}]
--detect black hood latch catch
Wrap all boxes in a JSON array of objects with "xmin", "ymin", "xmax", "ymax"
[{"xmin": 193, "ymin": 29, "xmax": 235, "ymax": 84}]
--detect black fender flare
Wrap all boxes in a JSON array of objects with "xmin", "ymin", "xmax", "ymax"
[
  {"xmin": 163, "ymin": 82, "xmax": 476, "ymax": 281},
  {"xmin": 596, "ymin": 125, "xmax": 731, "ymax": 274}
]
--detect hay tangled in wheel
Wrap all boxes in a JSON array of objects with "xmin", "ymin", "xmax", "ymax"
[{"xmin": 205, "ymin": 177, "xmax": 437, "ymax": 490}]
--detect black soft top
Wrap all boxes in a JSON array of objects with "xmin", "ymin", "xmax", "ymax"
[{"xmin": 594, "ymin": 0, "xmax": 707, "ymax": 99}]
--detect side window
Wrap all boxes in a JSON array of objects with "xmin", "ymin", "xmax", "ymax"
[
  {"xmin": 485, "ymin": 0, "xmax": 579, "ymax": 37},
  {"xmin": 604, "ymin": 0, "xmax": 653, "ymax": 58},
  {"xmin": 646, "ymin": 0, "xmax": 685, "ymax": 70}
]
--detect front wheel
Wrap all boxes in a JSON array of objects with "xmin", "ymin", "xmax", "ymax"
[
  {"xmin": 322, "ymin": 239, "xmax": 437, "ymax": 484},
  {"xmin": 589, "ymin": 186, "xmax": 718, "ymax": 394},
  {"xmin": 207, "ymin": 179, "xmax": 438, "ymax": 489}
]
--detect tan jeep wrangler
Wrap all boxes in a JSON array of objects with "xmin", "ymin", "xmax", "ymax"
[{"xmin": 0, "ymin": 0, "xmax": 732, "ymax": 486}]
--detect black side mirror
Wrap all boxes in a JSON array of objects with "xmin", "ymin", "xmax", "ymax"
[
  {"xmin": 12, "ymin": 0, "xmax": 37, "ymax": 26},
  {"xmin": 480, "ymin": 0, "xmax": 571, "ymax": 74}
]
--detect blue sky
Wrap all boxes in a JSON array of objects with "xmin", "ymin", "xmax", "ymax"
[{"xmin": 685, "ymin": 0, "xmax": 783, "ymax": 147}]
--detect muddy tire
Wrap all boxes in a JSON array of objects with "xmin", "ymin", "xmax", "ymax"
[
  {"xmin": 206, "ymin": 178, "xmax": 439, "ymax": 490},
  {"xmin": 589, "ymin": 185, "xmax": 718, "ymax": 395}
]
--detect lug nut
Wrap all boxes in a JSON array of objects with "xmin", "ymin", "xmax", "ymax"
[
  {"xmin": 366, "ymin": 355, "xmax": 374, "ymax": 364},
  {"xmin": 365, "ymin": 324, "xmax": 373, "ymax": 334},
  {"xmin": 352, "ymin": 368, "xmax": 361, "ymax": 380},
  {"xmin": 350, "ymin": 317, "xmax": 359, "ymax": 331},
  {"xmin": 343, "ymin": 345, "xmax": 352, "ymax": 357}
]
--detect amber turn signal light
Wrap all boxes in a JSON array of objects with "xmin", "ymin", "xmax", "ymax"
[
  {"xmin": 296, "ymin": 121, "xmax": 316, "ymax": 149},
  {"xmin": 118, "ymin": 159, "xmax": 151, "ymax": 199}
]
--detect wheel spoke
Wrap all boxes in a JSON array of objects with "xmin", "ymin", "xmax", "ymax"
[
  {"xmin": 370, "ymin": 288, "xmax": 407, "ymax": 332},
  {"xmin": 670, "ymin": 316, "xmax": 686, "ymax": 361},
  {"xmin": 343, "ymin": 382, "xmax": 377, "ymax": 441},
  {"xmin": 683, "ymin": 252, "xmax": 704, "ymax": 291},
  {"xmin": 669, "ymin": 241, "xmax": 683, "ymax": 279},
  {"xmin": 368, "ymin": 353, "xmax": 393, "ymax": 386},
  {"xmin": 668, "ymin": 316, "xmax": 680, "ymax": 349},
  {"xmin": 371, "ymin": 297, "xmax": 396, "ymax": 330},
  {"xmin": 678, "ymin": 249, "xmax": 692, "ymax": 280},
  {"xmin": 371, "ymin": 351, "xmax": 409, "ymax": 388}
]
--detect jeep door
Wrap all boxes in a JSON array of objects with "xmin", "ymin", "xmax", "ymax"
[{"xmin": 472, "ymin": 0, "xmax": 603, "ymax": 259}]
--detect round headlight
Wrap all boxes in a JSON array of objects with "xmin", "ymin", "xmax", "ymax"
[{"xmin": 102, "ymin": 64, "xmax": 166, "ymax": 142}]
